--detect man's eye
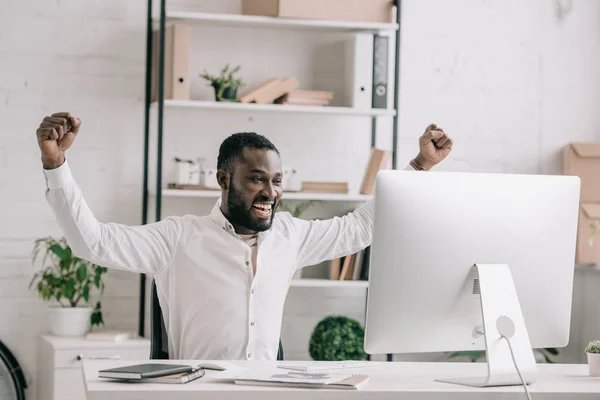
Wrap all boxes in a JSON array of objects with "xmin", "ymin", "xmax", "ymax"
[
  {"xmin": 273, "ymin": 180, "xmax": 283, "ymax": 185},
  {"xmin": 250, "ymin": 177, "xmax": 263, "ymax": 182}
]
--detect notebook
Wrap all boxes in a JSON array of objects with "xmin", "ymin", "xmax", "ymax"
[
  {"xmin": 233, "ymin": 371, "xmax": 370, "ymax": 390},
  {"xmin": 277, "ymin": 361, "xmax": 377, "ymax": 372},
  {"xmin": 98, "ymin": 363, "xmax": 194, "ymax": 380},
  {"xmin": 136, "ymin": 367, "xmax": 205, "ymax": 384}
]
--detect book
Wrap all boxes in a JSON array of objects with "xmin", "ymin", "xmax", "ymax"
[
  {"xmin": 233, "ymin": 371, "xmax": 370, "ymax": 390},
  {"xmin": 98, "ymin": 363, "xmax": 194, "ymax": 380},
  {"xmin": 137, "ymin": 367, "xmax": 205, "ymax": 384},
  {"xmin": 359, "ymin": 148, "xmax": 392, "ymax": 195}
]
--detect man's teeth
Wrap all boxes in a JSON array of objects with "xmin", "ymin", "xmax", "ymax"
[{"xmin": 253, "ymin": 203, "xmax": 272, "ymax": 211}]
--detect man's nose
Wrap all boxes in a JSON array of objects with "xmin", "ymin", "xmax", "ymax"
[{"xmin": 262, "ymin": 182, "xmax": 277, "ymax": 199}]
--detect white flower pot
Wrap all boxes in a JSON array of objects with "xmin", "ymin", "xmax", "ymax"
[
  {"xmin": 587, "ymin": 352, "xmax": 600, "ymax": 377},
  {"xmin": 48, "ymin": 306, "xmax": 93, "ymax": 337}
]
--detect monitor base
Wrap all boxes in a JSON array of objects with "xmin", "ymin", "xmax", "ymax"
[{"xmin": 436, "ymin": 263, "xmax": 537, "ymax": 387}]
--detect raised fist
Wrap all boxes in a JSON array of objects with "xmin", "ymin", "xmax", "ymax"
[{"xmin": 36, "ymin": 112, "xmax": 81, "ymax": 169}]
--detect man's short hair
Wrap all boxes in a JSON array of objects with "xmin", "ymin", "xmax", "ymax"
[{"xmin": 217, "ymin": 132, "xmax": 279, "ymax": 173}]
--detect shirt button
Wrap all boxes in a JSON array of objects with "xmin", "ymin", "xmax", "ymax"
[
  {"xmin": 247, "ymin": 353, "xmax": 252, "ymax": 358},
  {"xmin": 250, "ymin": 321, "xmax": 255, "ymax": 326},
  {"xmin": 245, "ymin": 261, "xmax": 250, "ymax": 266},
  {"xmin": 251, "ymin": 289, "xmax": 254, "ymax": 294}
]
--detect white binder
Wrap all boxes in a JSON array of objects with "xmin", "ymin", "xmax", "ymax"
[{"xmin": 344, "ymin": 33, "xmax": 374, "ymax": 109}]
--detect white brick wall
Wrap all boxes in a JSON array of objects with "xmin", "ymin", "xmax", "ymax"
[{"xmin": 1, "ymin": 1, "xmax": 599, "ymax": 399}]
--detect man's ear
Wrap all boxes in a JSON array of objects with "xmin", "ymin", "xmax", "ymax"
[{"xmin": 216, "ymin": 169, "xmax": 229, "ymax": 190}]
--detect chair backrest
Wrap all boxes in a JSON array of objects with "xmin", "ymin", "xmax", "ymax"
[
  {"xmin": 149, "ymin": 279, "xmax": 284, "ymax": 361},
  {"xmin": 150, "ymin": 280, "xmax": 169, "ymax": 359}
]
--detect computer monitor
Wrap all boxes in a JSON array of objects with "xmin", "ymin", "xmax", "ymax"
[{"xmin": 364, "ymin": 169, "xmax": 580, "ymax": 388}]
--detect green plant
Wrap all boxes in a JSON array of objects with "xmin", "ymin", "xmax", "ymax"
[
  {"xmin": 449, "ymin": 347, "xmax": 559, "ymax": 363},
  {"xmin": 200, "ymin": 64, "xmax": 244, "ymax": 101},
  {"xmin": 588, "ymin": 221, "xmax": 600, "ymax": 246},
  {"xmin": 277, "ymin": 200, "xmax": 317, "ymax": 218},
  {"xmin": 309, "ymin": 315, "xmax": 367, "ymax": 361},
  {"xmin": 29, "ymin": 237, "xmax": 108, "ymax": 326},
  {"xmin": 585, "ymin": 340, "xmax": 600, "ymax": 354}
]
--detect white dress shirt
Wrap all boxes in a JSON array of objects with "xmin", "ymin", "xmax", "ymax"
[{"xmin": 43, "ymin": 160, "xmax": 414, "ymax": 360}]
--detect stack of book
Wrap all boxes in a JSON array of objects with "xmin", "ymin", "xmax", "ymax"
[
  {"xmin": 239, "ymin": 77, "xmax": 298, "ymax": 104},
  {"xmin": 301, "ymin": 181, "xmax": 348, "ymax": 194},
  {"xmin": 275, "ymin": 90, "xmax": 334, "ymax": 106},
  {"xmin": 239, "ymin": 77, "xmax": 333, "ymax": 107},
  {"xmin": 98, "ymin": 363, "xmax": 205, "ymax": 384}
]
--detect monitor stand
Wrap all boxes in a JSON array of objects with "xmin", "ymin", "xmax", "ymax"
[{"xmin": 436, "ymin": 263, "xmax": 537, "ymax": 387}]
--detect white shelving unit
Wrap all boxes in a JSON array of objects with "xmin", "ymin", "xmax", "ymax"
[
  {"xmin": 156, "ymin": 188, "xmax": 372, "ymax": 202},
  {"xmin": 140, "ymin": 4, "xmax": 401, "ymax": 340},
  {"xmin": 162, "ymin": 10, "xmax": 399, "ymax": 33},
  {"xmin": 160, "ymin": 99, "xmax": 396, "ymax": 117},
  {"xmin": 290, "ymin": 279, "xmax": 368, "ymax": 289}
]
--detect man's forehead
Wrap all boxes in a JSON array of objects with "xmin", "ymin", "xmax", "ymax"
[{"xmin": 234, "ymin": 147, "xmax": 281, "ymax": 170}]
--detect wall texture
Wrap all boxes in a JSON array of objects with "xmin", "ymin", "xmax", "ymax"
[{"xmin": 0, "ymin": 0, "xmax": 599, "ymax": 398}]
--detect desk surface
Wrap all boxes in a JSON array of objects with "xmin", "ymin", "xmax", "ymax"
[{"xmin": 83, "ymin": 359, "xmax": 599, "ymax": 400}]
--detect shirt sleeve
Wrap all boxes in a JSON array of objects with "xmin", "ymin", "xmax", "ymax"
[
  {"xmin": 293, "ymin": 163, "xmax": 417, "ymax": 268},
  {"xmin": 43, "ymin": 160, "xmax": 181, "ymax": 275}
]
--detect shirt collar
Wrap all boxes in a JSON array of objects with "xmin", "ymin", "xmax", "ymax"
[{"xmin": 210, "ymin": 199, "xmax": 272, "ymax": 241}]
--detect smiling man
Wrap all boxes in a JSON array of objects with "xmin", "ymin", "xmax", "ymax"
[{"xmin": 36, "ymin": 112, "xmax": 452, "ymax": 361}]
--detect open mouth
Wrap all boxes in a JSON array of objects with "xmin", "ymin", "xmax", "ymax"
[{"xmin": 252, "ymin": 202, "xmax": 274, "ymax": 219}]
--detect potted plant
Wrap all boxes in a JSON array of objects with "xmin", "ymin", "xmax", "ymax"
[
  {"xmin": 309, "ymin": 315, "xmax": 367, "ymax": 361},
  {"xmin": 588, "ymin": 220, "xmax": 600, "ymax": 246},
  {"xmin": 585, "ymin": 340, "xmax": 600, "ymax": 376},
  {"xmin": 29, "ymin": 237, "xmax": 107, "ymax": 336},
  {"xmin": 200, "ymin": 64, "xmax": 244, "ymax": 102}
]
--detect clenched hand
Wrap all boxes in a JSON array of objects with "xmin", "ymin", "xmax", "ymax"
[
  {"xmin": 36, "ymin": 112, "xmax": 81, "ymax": 169},
  {"xmin": 413, "ymin": 123, "xmax": 453, "ymax": 171}
]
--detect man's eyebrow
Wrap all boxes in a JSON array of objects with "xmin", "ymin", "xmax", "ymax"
[{"xmin": 247, "ymin": 169, "xmax": 283, "ymax": 177}]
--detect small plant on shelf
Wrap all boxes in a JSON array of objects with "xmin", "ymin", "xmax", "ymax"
[
  {"xmin": 585, "ymin": 340, "xmax": 600, "ymax": 377},
  {"xmin": 29, "ymin": 237, "xmax": 108, "ymax": 336},
  {"xmin": 200, "ymin": 64, "xmax": 244, "ymax": 102},
  {"xmin": 277, "ymin": 200, "xmax": 316, "ymax": 218},
  {"xmin": 588, "ymin": 220, "xmax": 600, "ymax": 246}
]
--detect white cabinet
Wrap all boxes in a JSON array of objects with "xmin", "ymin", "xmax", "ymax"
[{"xmin": 37, "ymin": 335, "xmax": 150, "ymax": 400}]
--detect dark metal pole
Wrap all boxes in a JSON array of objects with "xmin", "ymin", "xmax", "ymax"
[
  {"xmin": 156, "ymin": 0, "xmax": 166, "ymax": 223},
  {"xmin": 139, "ymin": 0, "xmax": 153, "ymax": 338},
  {"xmin": 391, "ymin": 0, "xmax": 401, "ymax": 170},
  {"xmin": 371, "ymin": 117, "xmax": 376, "ymax": 148},
  {"xmin": 386, "ymin": 0, "xmax": 402, "ymax": 362}
]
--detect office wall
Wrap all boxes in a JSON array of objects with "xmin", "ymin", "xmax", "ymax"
[{"xmin": 0, "ymin": 0, "xmax": 599, "ymax": 398}]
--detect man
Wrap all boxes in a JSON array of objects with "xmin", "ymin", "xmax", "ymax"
[{"xmin": 36, "ymin": 112, "xmax": 452, "ymax": 361}]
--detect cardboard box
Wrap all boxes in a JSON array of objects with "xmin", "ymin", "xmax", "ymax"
[
  {"xmin": 576, "ymin": 203, "xmax": 600, "ymax": 265},
  {"xmin": 563, "ymin": 143, "xmax": 600, "ymax": 202},
  {"xmin": 242, "ymin": 0, "xmax": 394, "ymax": 23}
]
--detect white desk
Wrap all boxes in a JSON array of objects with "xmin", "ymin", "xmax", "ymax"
[{"xmin": 82, "ymin": 359, "xmax": 599, "ymax": 400}]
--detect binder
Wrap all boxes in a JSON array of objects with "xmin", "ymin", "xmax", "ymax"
[
  {"xmin": 344, "ymin": 33, "xmax": 373, "ymax": 109},
  {"xmin": 372, "ymin": 35, "xmax": 388, "ymax": 109},
  {"xmin": 152, "ymin": 23, "xmax": 191, "ymax": 101}
]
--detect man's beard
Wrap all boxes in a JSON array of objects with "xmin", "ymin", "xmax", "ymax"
[{"xmin": 226, "ymin": 183, "xmax": 277, "ymax": 232}]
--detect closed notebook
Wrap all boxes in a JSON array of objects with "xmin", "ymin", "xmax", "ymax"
[
  {"xmin": 136, "ymin": 367, "xmax": 205, "ymax": 384},
  {"xmin": 98, "ymin": 363, "xmax": 193, "ymax": 380}
]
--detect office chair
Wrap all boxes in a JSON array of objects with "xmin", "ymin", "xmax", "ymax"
[{"xmin": 150, "ymin": 280, "xmax": 284, "ymax": 360}]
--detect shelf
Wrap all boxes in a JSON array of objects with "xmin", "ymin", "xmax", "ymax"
[
  {"xmin": 161, "ymin": 11, "xmax": 399, "ymax": 33},
  {"xmin": 290, "ymin": 279, "xmax": 368, "ymax": 289},
  {"xmin": 156, "ymin": 189, "xmax": 372, "ymax": 202},
  {"xmin": 157, "ymin": 100, "xmax": 395, "ymax": 117}
]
